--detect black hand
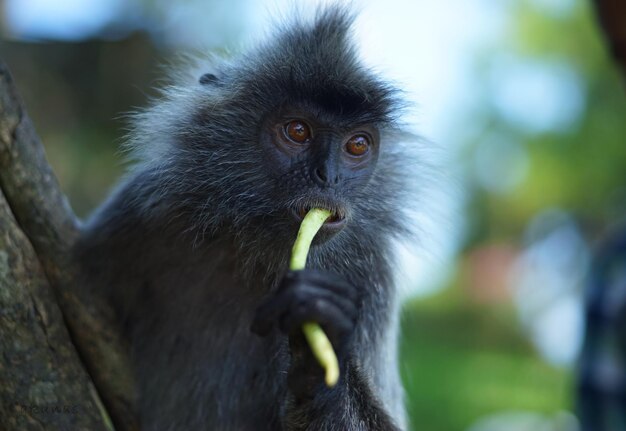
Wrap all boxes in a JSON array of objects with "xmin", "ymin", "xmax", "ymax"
[{"xmin": 251, "ymin": 269, "xmax": 359, "ymax": 396}]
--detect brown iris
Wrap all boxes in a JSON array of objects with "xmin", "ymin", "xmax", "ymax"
[
  {"xmin": 345, "ymin": 135, "xmax": 370, "ymax": 156},
  {"xmin": 284, "ymin": 120, "xmax": 311, "ymax": 144}
]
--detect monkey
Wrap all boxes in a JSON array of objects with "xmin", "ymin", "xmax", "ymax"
[{"xmin": 75, "ymin": 6, "xmax": 414, "ymax": 431}]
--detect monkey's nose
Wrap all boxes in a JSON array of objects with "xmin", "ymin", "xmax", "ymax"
[
  {"xmin": 313, "ymin": 168, "xmax": 327, "ymax": 184},
  {"xmin": 311, "ymin": 166, "xmax": 339, "ymax": 187}
]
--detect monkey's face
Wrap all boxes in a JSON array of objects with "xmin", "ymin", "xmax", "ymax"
[
  {"xmin": 179, "ymin": 16, "xmax": 402, "ymax": 248},
  {"xmin": 260, "ymin": 106, "xmax": 380, "ymax": 235}
]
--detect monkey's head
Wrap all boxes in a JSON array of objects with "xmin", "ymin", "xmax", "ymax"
[{"xmin": 129, "ymin": 7, "xmax": 410, "ymax": 257}]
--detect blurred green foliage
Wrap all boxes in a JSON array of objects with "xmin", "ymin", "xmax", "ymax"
[
  {"xmin": 465, "ymin": 0, "xmax": 626, "ymax": 246},
  {"xmin": 400, "ymin": 283, "xmax": 570, "ymax": 431},
  {"xmin": 400, "ymin": 1, "xmax": 624, "ymax": 429}
]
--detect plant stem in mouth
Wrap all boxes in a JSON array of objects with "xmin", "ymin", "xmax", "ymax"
[{"xmin": 290, "ymin": 208, "xmax": 340, "ymax": 387}]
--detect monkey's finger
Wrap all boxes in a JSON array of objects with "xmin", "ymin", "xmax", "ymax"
[
  {"xmin": 285, "ymin": 270, "xmax": 358, "ymax": 301},
  {"xmin": 288, "ymin": 284, "xmax": 358, "ymax": 320},
  {"xmin": 250, "ymin": 315, "xmax": 273, "ymax": 336},
  {"xmin": 250, "ymin": 293, "xmax": 294, "ymax": 336},
  {"xmin": 280, "ymin": 299, "xmax": 353, "ymax": 349},
  {"xmin": 252, "ymin": 275, "xmax": 357, "ymax": 338}
]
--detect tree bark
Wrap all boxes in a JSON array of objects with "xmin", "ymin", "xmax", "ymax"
[
  {"xmin": 0, "ymin": 61, "xmax": 137, "ymax": 430},
  {"xmin": 593, "ymin": 0, "xmax": 626, "ymax": 78},
  {"xmin": 0, "ymin": 188, "xmax": 107, "ymax": 430}
]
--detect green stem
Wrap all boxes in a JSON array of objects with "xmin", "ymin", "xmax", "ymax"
[{"xmin": 290, "ymin": 208, "xmax": 340, "ymax": 387}]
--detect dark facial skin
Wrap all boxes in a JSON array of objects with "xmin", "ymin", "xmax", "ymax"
[
  {"xmin": 254, "ymin": 107, "xmax": 380, "ymax": 396},
  {"xmin": 259, "ymin": 106, "xmax": 380, "ymax": 230}
]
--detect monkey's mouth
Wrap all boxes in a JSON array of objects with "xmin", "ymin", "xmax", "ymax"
[{"xmin": 292, "ymin": 206, "xmax": 346, "ymax": 229}]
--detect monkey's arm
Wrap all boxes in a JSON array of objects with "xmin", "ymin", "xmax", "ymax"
[
  {"xmin": 252, "ymin": 270, "xmax": 403, "ymax": 430},
  {"xmin": 282, "ymin": 355, "xmax": 402, "ymax": 431}
]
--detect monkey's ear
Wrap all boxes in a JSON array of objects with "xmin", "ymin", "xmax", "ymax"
[{"xmin": 199, "ymin": 73, "xmax": 221, "ymax": 86}]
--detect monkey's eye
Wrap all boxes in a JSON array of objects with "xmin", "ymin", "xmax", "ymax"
[
  {"xmin": 284, "ymin": 120, "xmax": 311, "ymax": 144},
  {"xmin": 345, "ymin": 135, "xmax": 370, "ymax": 156}
]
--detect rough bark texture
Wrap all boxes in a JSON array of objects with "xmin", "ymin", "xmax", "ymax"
[
  {"xmin": 0, "ymin": 188, "xmax": 106, "ymax": 430},
  {"xmin": 593, "ymin": 0, "xmax": 626, "ymax": 78},
  {"xmin": 0, "ymin": 60, "xmax": 137, "ymax": 430}
]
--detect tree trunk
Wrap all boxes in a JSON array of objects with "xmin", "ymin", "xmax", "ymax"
[
  {"xmin": 0, "ymin": 61, "xmax": 137, "ymax": 431},
  {"xmin": 593, "ymin": 0, "xmax": 626, "ymax": 79}
]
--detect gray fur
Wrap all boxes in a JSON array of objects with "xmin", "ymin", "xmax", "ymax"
[{"xmin": 76, "ymin": 6, "xmax": 413, "ymax": 430}]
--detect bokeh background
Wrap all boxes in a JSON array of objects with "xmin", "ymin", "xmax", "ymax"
[{"xmin": 1, "ymin": 0, "xmax": 624, "ymax": 430}]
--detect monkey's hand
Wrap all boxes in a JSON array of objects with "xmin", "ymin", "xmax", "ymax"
[{"xmin": 251, "ymin": 269, "xmax": 358, "ymax": 398}]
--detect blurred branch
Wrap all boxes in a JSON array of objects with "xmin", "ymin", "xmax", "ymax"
[
  {"xmin": 0, "ymin": 60, "xmax": 137, "ymax": 430},
  {"xmin": 592, "ymin": 0, "xmax": 626, "ymax": 79}
]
